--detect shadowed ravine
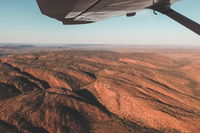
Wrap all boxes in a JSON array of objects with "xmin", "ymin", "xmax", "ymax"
[{"xmin": 0, "ymin": 50, "xmax": 200, "ymax": 133}]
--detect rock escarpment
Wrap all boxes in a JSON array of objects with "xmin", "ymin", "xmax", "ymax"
[{"xmin": 0, "ymin": 50, "xmax": 200, "ymax": 133}]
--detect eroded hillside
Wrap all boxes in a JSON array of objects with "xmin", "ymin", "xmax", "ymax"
[{"xmin": 0, "ymin": 50, "xmax": 200, "ymax": 133}]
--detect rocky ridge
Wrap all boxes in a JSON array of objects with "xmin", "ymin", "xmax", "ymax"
[{"xmin": 0, "ymin": 50, "xmax": 200, "ymax": 133}]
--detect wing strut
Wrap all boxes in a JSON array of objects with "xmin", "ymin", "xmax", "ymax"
[{"xmin": 150, "ymin": 3, "xmax": 200, "ymax": 36}]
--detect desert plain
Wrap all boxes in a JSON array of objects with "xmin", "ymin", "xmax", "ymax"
[{"xmin": 0, "ymin": 44, "xmax": 200, "ymax": 133}]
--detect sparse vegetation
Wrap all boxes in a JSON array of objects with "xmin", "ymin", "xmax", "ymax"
[{"xmin": 0, "ymin": 48, "xmax": 200, "ymax": 133}]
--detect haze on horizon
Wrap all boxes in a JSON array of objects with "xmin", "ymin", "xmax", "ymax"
[{"xmin": 0, "ymin": 0, "xmax": 200, "ymax": 45}]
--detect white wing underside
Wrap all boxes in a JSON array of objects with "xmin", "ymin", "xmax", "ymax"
[
  {"xmin": 65, "ymin": 0, "xmax": 179, "ymax": 21},
  {"xmin": 36, "ymin": 0, "xmax": 200, "ymax": 35}
]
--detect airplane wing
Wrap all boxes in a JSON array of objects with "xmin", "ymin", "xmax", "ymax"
[{"xmin": 36, "ymin": 0, "xmax": 200, "ymax": 35}]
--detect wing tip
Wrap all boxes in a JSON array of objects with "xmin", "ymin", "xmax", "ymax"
[{"xmin": 62, "ymin": 19, "xmax": 94, "ymax": 25}]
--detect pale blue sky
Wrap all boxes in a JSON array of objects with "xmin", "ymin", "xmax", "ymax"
[{"xmin": 0, "ymin": 0, "xmax": 200, "ymax": 45}]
